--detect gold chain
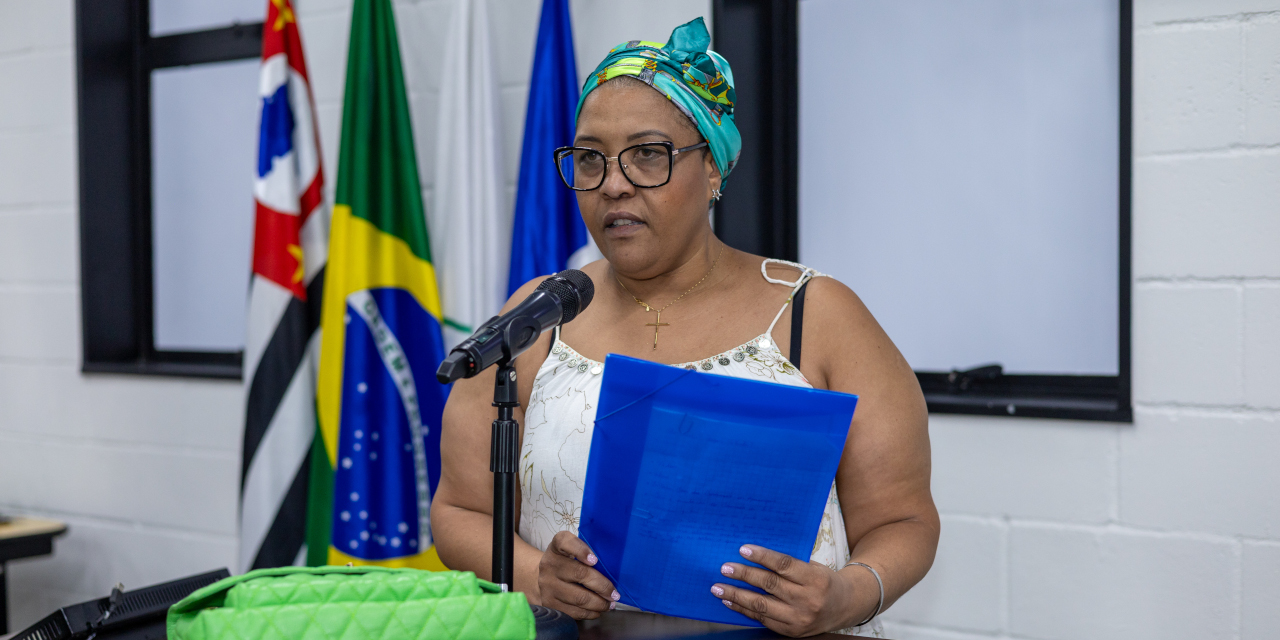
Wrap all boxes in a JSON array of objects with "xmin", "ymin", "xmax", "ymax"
[{"xmin": 615, "ymin": 245, "xmax": 725, "ymax": 349}]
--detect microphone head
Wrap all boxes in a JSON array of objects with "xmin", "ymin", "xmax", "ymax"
[{"xmin": 536, "ymin": 269, "xmax": 595, "ymax": 324}]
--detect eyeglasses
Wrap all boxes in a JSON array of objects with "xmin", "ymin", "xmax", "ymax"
[{"xmin": 553, "ymin": 141, "xmax": 709, "ymax": 191}]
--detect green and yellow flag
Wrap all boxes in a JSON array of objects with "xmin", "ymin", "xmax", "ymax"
[{"xmin": 308, "ymin": 0, "xmax": 449, "ymax": 570}]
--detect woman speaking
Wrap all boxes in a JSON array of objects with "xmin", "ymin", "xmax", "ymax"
[{"xmin": 431, "ymin": 18, "xmax": 938, "ymax": 637}]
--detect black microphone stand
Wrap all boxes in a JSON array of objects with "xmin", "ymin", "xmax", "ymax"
[
  {"xmin": 490, "ymin": 360, "xmax": 520, "ymax": 591},
  {"xmin": 437, "ymin": 268, "xmax": 595, "ymax": 639},
  {"xmin": 489, "ymin": 358, "xmax": 579, "ymax": 640}
]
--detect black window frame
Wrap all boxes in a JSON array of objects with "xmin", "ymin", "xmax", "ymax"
[
  {"xmin": 712, "ymin": 0, "xmax": 1133, "ymax": 423},
  {"xmin": 75, "ymin": 0, "xmax": 263, "ymax": 380}
]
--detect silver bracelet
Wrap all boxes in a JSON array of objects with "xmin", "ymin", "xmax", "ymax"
[{"xmin": 844, "ymin": 561, "xmax": 883, "ymax": 627}]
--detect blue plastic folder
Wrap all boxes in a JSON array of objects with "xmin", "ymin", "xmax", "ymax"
[{"xmin": 579, "ymin": 354, "xmax": 858, "ymax": 626}]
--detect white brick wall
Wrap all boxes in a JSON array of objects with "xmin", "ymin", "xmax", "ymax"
[
  {"xmin": 1132, "ymin": 284, "xmax": 1243, "ymax": 405},
  {"xmin": 1242, "ymin": 542, "xmax": 1280, "ymax": 638},
  {"xmin": 0, "ymin": 0, "xmax": 708, "ymax": 630},
  {"xmin": 883, "ymin": 3, "xmax": 1280, "ymax": 639},
  {"xmin": 1008, "ymin": 525, "xmax": 1237, "ymax": 640},
  {"xmin": 1243, "ymin": 283, "xmax": 1280, "ymax": 407},
  {"xmin": 928, "ymin": 418, "xmax": 1116, "ymax": 524},
  {"xmin": 1, "ymin": 1, "xmax": 1276, "ymax": 638},
  {"xmin": 886, "ymin": 516, "xmax": 1006, "ymax": 634},
  {"xmin": 1120, "ymin": 409, "xmax": 1280, "ymax": 539}
]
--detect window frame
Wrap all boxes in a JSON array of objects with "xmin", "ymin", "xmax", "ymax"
[
  {"xmin": 75, "ymin": 0, "xmax": 263, "ymax": 379},
  {"xmin": 712, "ymin": 0, "xmax": 1133, "ymax": 422}
]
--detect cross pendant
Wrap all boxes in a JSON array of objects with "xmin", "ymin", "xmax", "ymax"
[{"xmin": 645, "ymin": 310, "xmax": 670, "ymax": 350}]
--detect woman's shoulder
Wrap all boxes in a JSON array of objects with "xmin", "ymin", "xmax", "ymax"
[
  {"xmin": 803, "ymin": 271, "xmax": 865, "ymax": 313},
  {"xmin": 750, "ymin": 259, "xmax": 879, "ymax": 349},
  {"xmin": 798, "ymin": 269, "xmax": 910, "ymax": 386},
  {"xmin": 801, "ymin": 271, "xmax": 878, "ymax": 334},
  {"xmin": 758, "ymin": 258, "xmax": 863, "ymax": 306},
  {"xmin": 748, "ymin": 256, "xmax": 876, "ymax": 331}
]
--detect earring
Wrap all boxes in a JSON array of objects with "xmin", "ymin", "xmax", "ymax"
[{"xmin": 711, "ymin": 189, "xmax": 722, "ymax": 202}]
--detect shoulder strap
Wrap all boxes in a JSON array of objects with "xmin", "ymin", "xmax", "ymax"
[
  {"xmin": 790, "ymin": 280, "xmax": 809, "ymax": 368},
  {"xmin": 762, "ymin": 259, "xmax": 822, "ymax": 359},
  {"xmin": 548, "ymin": 325, "xmax": 560, "ymax": 359}
]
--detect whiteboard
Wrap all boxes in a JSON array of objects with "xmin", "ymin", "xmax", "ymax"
[{"xmin": 798, "ymin": 0, "xmax": 1120, "ymax": 375}]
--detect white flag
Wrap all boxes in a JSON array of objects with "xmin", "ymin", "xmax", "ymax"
[{"xmin": 432, "ymin": 0, "xmax": 508, "ymax": 349}]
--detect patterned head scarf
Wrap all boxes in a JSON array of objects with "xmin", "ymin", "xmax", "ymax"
[{"xmin": 576, "ymin": 17, "xmax": 741, "ymax": 186}]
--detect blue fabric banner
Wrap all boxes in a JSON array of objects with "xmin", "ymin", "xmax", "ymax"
[{"xmin": 507, "ymin": 0, "xmax": 589, "ymax": 296}]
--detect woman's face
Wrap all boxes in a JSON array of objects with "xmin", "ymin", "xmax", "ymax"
[{"xmin": 573, "ymin": 80, "xmax": 721, "ymax": 278}]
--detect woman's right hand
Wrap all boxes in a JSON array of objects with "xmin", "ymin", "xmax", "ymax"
[{"xmin": 538, "ymin": 531, "xmax": 619, "ymax": 619}]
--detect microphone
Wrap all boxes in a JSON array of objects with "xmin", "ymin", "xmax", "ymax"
[{"xmin": 435, "ymin": 269, "xmax": 594, "ymax": 384}]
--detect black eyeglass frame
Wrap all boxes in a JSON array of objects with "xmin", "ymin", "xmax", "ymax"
[{"xmin": 553, "ymin": 141, "xmax": 710, "ymax": 191}]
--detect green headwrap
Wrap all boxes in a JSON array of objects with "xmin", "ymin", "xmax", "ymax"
[{"xmin": 576, "ymin": 17, "xmax": 741, "ymax": 187}]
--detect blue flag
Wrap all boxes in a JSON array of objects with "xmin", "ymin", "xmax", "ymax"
[{"xmin": 508, "ymin": 0, "xmax": 593, "ymax": 296}]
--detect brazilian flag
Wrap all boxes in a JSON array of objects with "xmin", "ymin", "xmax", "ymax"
[{"xmin": 309, "ymin": 0, "xmax": 449, "ymax": 570}]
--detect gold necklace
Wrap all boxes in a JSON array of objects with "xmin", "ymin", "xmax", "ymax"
[{"xmin": 615, "ymin": 246, "xmax": 725, "ymax": 350}]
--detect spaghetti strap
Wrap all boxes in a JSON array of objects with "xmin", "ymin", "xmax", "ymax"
[
  {"xmin": 790, "ymin": 279, "xmax": 809, "ymax": 367},
  {"xmin": 761, "ymin": 259, "xmax": 825, "ymax": 346}
]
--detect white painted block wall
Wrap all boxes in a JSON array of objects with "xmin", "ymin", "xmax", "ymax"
[
  {"xmin": 0, "ymin": 1, "xmax": 1276, "ymax": 638},
  {"xmin": 879, "ymin": 3, "xmax": 1280, "ymax": 639},
  {"xmin": 0, "ymin": 0, "xmax": 243, "ymax": 621},
  {"xmin": 0, "ymin": 0, "xmax": 708, "ymax": 629}
]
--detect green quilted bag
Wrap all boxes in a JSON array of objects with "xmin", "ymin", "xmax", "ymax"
[{"xmin": 167, "ymin": 566, "xmax": 535, "ymax": 640}]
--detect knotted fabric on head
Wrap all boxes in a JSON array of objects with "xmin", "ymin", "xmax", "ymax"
[{"xmin": 576, "ymin": 17, "xmax": 741, "ymax": 187}]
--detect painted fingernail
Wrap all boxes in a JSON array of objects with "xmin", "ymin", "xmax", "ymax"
[
  {"xmin": 723, "ymin": 599, "xmax": 733, "ymax": 607},
  {"xmin": 586, "ymin": 554, "xmax": 598, "ymax": 565},
  {"xmin": 740, "ymin": 545, "xmax": 753, "ymax": 558},
  {"xmin": 611, "ymin": 590, "xmax": 620, "ymax": 601},
  {"xmin": 721, "ymin": 564, "xmax": 734, "ymax": 576},
  {"xmin": 710, "ymin": 585, "xmax": 724, "ymax": 597},
  {"xmin": 609, "ymin": 602, "xmax": 617, "ymax": 611}
]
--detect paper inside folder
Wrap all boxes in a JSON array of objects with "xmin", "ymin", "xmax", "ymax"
[{"xmin": 579, "ymin": 354, "xmax": 858, "ymax": 626}]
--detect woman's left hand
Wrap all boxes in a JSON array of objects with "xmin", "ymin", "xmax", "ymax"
[{"xmin": 711, "ymin": 545, "xmax": 870, "ymax": 637}]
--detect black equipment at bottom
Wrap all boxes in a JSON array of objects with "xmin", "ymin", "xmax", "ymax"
[
  {"xmin": 13, "ymin": 569, "xmax": 229, "ymax": 640},
  {"xmin": 531, "ymin": 604, "xmax": 578, "ymax": 640}
]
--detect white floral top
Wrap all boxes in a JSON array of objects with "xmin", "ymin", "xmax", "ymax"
[{"xmin": 517, "ymin": 260, "xmax": 882, "ymax": 637}]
